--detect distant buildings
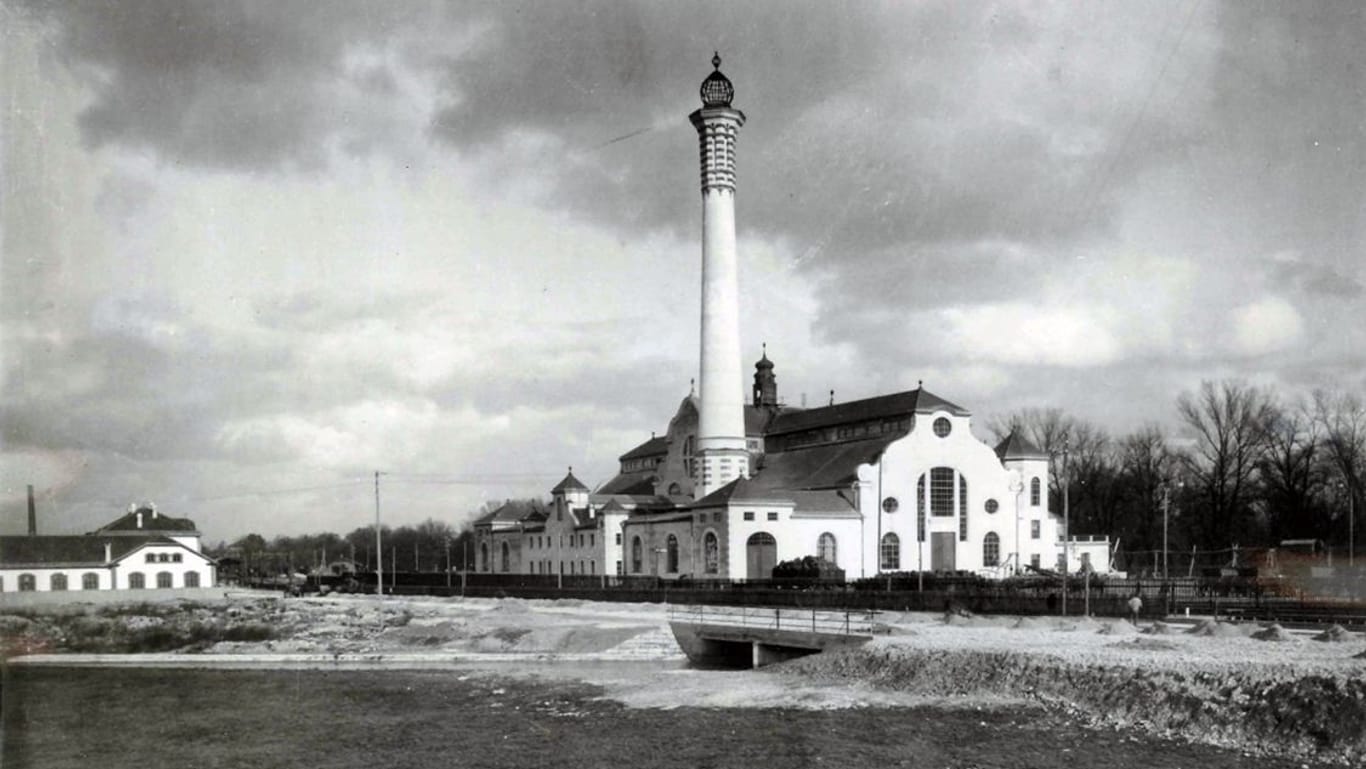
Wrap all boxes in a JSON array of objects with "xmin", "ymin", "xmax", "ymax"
[
  {"xmin": 471, "ymin": 57, "xmax": 1112, "ymax": 581},
  {"xmin": 0, "ymin": 503, "xmax": 216, "ymax": 594}
]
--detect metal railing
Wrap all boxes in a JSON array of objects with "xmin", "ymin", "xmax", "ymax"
[{"xmin": 668, "ymin": 603, "xmax": 880, "ymax": 636}]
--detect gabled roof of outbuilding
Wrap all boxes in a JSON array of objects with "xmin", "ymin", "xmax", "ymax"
[
  {"xmin": 0, "ymin": 535, "xmax": 194, "ymax": 567},
  {"xmin": 994, "ymin": 432, "xmax": 1048, "ymax": 461}
]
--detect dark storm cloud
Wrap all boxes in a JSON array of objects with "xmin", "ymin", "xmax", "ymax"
[{"xmin": 20, "ymin": 0, "xmax": 442, "ymax": 171}]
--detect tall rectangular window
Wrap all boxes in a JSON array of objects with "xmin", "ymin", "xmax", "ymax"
[
  {"xmin": 917, "ymin": 475, "xmax": 927, "ymax": 542},
  {"xmin": 1030, "ymin": 520, "xmax": 1041, "ymax": 540},
  {"xmin": 930, "ymin": 468, "xmax": 954, "ymax": 517},
  {"xmin": 957, "ymin": 475, "xmax": 968, "ymax": 541}
]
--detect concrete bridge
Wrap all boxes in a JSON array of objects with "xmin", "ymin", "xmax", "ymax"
[{"xmin": 668, "ymin": 604, "xmax": 877, "ymax": 668}]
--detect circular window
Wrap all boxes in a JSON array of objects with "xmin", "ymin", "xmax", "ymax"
[
  {"xmin": 881, "ymin": 497, "xmax": 899, "ymax": 514},
  {"xmin": 985, "ymin": 499, "xmax": 999, "ymax": 514},
  {"xmin": 933, "ymin": 417, "xmax": 952, "ymax": 437}
]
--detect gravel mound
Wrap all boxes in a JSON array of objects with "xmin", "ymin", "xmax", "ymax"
[
  {"xmin": 1095, "ymin": 620, "xmax": 1139, "ymax": 636},
  {"xmin": 1251, "ymin": 623, "xmax": 1296, "ymax": 642},
  {"xmin": 1313, "ymin": 624, "xmax": 1355, "ymax": 643},
  {"xmin": 1143, "ymin": 621, "xmax": 1177, "ymax": 635},
  {"xmin": 1012, "ymin": 616, "xmax": 1054, "ymax": 630},
  {"xmin": 1186, "ymin": 619, "xmax": 1250, "ymax": 638}
]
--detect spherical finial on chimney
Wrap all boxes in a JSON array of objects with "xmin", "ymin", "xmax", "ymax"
[{"xmin": 700, "ymin": 52, "xmax": 734, "ymax": 107}]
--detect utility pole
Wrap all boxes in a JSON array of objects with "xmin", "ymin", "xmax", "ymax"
[
  {"xmin": 1061, "ymin": 438, "xmax": 1070, "ymax": 617},
  {"xmin": 1162, "ymin": 483, "xmax": 1170, "ymax": 581},
  {"xmin": 375, "ymin": 471, "xmax": 385, "ymax": 599}
]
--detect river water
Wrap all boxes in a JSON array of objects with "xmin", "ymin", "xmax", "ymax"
[{"xmin": 1, "ymin": 660, "xmax": 1335, "ymax": 768}]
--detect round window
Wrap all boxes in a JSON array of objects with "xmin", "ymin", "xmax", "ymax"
[
  {"xmin": 933, "ymin": 417, "xmax": 952, "ymax": 437},
  {"xmin": 985, "ymin": 499, "xmax": 999, "ymax": 514},
  {"xmin": 881, "ymin": 497, "xmax": 899, "ymax": 514}
]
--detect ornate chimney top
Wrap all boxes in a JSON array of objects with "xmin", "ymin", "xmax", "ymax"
[{"xmin": 700, "ymin": 52, "xmax": 734, "ymax": 107}]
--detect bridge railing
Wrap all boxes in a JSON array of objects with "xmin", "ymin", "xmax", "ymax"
[{"xmin": 668, "ymin": 603, "xmax": 880, "ymax": 636}]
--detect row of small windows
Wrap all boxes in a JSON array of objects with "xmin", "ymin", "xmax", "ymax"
[
  {"xmin": 2, "ymin": 571, "xmax": 201, "ymax": 591},
  {"xmin": 530, "ymin": 560, "xmax": 598, "ymax": 575},
  {"xmin": 145, "ymin": 552, "xmax": 183, "ymax": 563},
  {"xmin": 525, "ymin": 533, "xmax": 596, "ymax": 549}
]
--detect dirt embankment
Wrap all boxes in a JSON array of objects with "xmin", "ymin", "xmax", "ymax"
[
  {"xmin": 780, "ymin": 639, "xmax": 1366, "ymax": 765},
  {"xmin": 0, "ymin": 595, "xmax": 669, "ymax": 658}
]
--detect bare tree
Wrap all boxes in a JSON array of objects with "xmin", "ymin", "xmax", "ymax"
[
  {"xmin": 1313, "ymin": 388, "xmax": 1366, "ymax": 551},
  {"xmin": 1177, "ymin": 380, "xmax": 1275, "ymax": 550},
  {"xmin": 1258, "ymin": 397, "xmax": 1326, "ymax": 542},
  {"xmin": 1114, "ymin": 424, "xmax": 1182, "ymax": 553}
]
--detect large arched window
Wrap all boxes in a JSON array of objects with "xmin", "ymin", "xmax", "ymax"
[
  {"xmin": 683, "ymin": 436, "xmax": 696, "ymax": 477},
  {"xmin": 18, "ymin": 573, "xmax": 36, "ymax": 592},
  {"xmin": 50, "ymin": 574, "xmax": 68, "ymax": 591},
  {"xmin": 817, "ymin": 532, "xmax": 837, "ymax": 564},
  {"xmin": 983, "ymin": 532, "xmax": 1001, "ymax": 567},
  {"xmin": 668, "ymin": 482, "xmax": 682, "ymax": 496},
  {"xmin": 930, "ymin": 467, "xmax": 954, "ymax": 516},
  {"xmin": 666, "ymin": 534, "xmax": 679, "ymax": 573},
  {"xmin": 157, "ymin": 571, "xmax": 173, "ymax": 588},
  {"xmin": 880, "ymin": 533, "xmax": 900, "ymax": 570},
  {"xmin": 82, "ymin": 572, "xmax": 99, "ymax": 590},
  {"xmin": 1030, "ymin": 477, "xmax": 1041, "ymax": 506},
  {"xmin": 184, "ymin": 571, "xmax": 201, "ymax": 588},
  {"xmin": 631, "ymin": 537, "xmax": 643, "ymax": 573},
  {"xmin": 703, "ymin": 532, "xmax": 719, "ymax": 574},
  {"xmin": 500, "ymin": 542, "xmax": 510, "ymax": 573},
  {"xmin": 128, "ymin": 572, "xmax": 145, "ymax": 589}
]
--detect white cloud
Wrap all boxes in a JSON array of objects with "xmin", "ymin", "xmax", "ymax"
[
  {"xmin": 1230, "ymin": 296, "xmax": 1304, "ymax": 357},
  {"xmin": 942, "ymin": 302, "xmax": 1122, "ymax": 368}
]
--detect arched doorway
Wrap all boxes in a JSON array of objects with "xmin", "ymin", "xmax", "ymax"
[{"xmin": 746, "ymin": 532, "xmax": 777, "ymax": 579}]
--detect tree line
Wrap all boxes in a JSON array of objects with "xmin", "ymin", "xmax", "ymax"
[
  {"xmin": 989, "ymin": 382, "xmax": 1365, "ymax": 569},
  {"xmin": 209, "ymin": 500, "xmax": 544, "ymax": 577}
]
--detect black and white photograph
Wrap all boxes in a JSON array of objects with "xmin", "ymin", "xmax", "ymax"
[{"xmin": 2, "ymin": 1, "xmax": 1364, "ymax": 766}]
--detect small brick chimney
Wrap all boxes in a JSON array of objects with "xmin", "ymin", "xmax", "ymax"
[{"xmin": 27, "ymin": 484, "xmax": 36, "ymax": 536}]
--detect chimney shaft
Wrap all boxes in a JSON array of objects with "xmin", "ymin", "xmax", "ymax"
[
  {"xmin": 136, "ymin": 512, "xmax": 143, "ymax": 529},
  {"xmin": 26, "ymin": 484, "xmax": 36, "ymax": 536}
]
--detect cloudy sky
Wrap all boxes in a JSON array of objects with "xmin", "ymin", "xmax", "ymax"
[{"xmin": 3, "ymin": 1, "xmax": 1363, "ymax": 542}]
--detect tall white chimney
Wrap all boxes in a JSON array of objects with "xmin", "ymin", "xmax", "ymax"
[{"xmin": 690, "ymin": 53, "xmax": 750, "ymax": 498}]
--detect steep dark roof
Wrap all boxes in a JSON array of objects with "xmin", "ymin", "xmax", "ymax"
[
  {"xmin": 473, "ymin": 500, "xmax": 545, "ymax": 526},
  {"xmin": 595, "ymin": 473, "xmax": 658, "ymax": 495},
  {"xmin": 767, "ymin": 387, "xmax": 968, "ymax": 436},
  {"xmin": 619, "ymin": 436, "xmax": 668, "ymax": 461},
  {"xmin": 551, "ymin": 470, "xmax": 590, "ymax": 494},
  {"xmin": 90, "ymin": 509, "xmax": 199, "ymax": 535},
  {"xmin": 751, "ymin": 436, "xmax": 897, "ymax": 491},
  {"xmin": 0, "ymin": 535, "xmax": 183, "ymax": 567},
  {"xmin": 690, "ymin": 478, "xmax": 796, "ymax": 508},
  {"xmin": 994, "ymin": 432, "xmax": 1048, "ymax": 461}
]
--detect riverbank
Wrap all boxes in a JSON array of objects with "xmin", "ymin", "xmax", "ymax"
[
  {"xmin": 3, "ymin": 595, "xmax": 1364, "ymax": 763},
  {"xmin": 779, "ymin": 612, "xmax": 1366, "ymax": 764}
]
